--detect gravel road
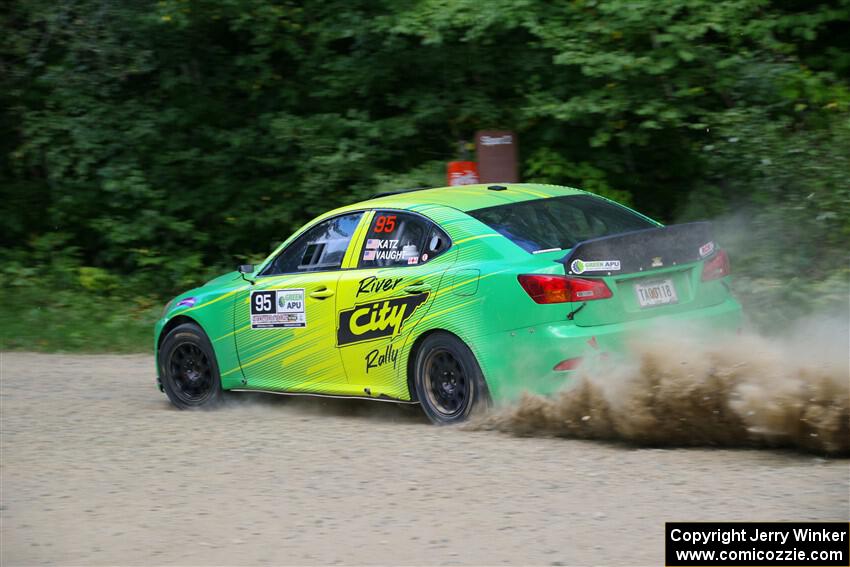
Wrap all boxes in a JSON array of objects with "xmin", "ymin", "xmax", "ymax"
[{"xmin": 2, "ymin": 352, "xmax": 848, "ymax": 566}]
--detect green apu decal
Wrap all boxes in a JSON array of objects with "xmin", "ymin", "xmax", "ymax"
[
  {"xmin": 570, "ymin": 259, "xmax": 621, "ymax": 274},
  {"xmin": 250, "ymin": 288, "xmax": 306, "ymax": 329}
]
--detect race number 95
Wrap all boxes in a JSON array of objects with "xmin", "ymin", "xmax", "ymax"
[
  {"xmin": 251, "ymin": 291, "xmax": 276, "ymax": 314},
  {"xmin": 374, "ymin": 215, "xmax": 396, "ymax": 233}
]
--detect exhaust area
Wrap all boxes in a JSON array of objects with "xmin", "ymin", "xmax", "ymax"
[{"xmin": 471, "ymin": 317, "xmax": 849, "ymax": 456}]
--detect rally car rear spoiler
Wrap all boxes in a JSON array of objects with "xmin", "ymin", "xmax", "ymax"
[{"xmin": 559, "ymin": 222, "xmax": 716, "ymax": 276}]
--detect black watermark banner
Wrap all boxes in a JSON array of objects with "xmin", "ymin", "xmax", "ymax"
[{"xmin": 666, "ymin": 522, "xmax": 849, "ymax": 566}]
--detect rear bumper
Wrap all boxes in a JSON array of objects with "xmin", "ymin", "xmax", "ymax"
[{"xmin": 475, "ymin": 297, "xmax": 742, "ymax": 402}]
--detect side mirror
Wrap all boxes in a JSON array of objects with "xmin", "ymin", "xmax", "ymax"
[{"xmin": 238, "ymin": 264, "xmax": 254, "ymax": 274}]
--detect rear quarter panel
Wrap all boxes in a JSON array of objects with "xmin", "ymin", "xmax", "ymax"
[{"xmin": 397, "ymin": 209, "xmax": 576, "ymax": 400}]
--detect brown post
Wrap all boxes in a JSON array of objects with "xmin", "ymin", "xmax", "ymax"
[{"xmin": 475, "ymin": 130, "xmax": 518, "ymax": 183}]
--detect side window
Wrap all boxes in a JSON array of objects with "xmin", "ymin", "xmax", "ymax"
[
  {"xmin": 424, "ymin": 225, "xmax": 451, "ymax": 262},
  {"xmin": 359, "ymin": 211, "xmax": 450, "ymax": 268},
  {"xmin": 263, "ymin": 212, "xmax": 363, "ymax": 275}
]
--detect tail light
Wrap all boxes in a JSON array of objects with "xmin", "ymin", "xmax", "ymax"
[
  {"xmin": 517, "ymin": 274, "xmax": 612, "ymax": 304},
  {"xmin": 701, "ymin": 249, "xmax": 731, "ymax": 281}
]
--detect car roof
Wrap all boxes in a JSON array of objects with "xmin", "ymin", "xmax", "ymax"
[
  {"xmin": 335, "ymin": 183, "xmax": 588, "ymax": 215},
  {"xmin": 261, "ymin": 184, "xmax": 594, "ymax": 271}
]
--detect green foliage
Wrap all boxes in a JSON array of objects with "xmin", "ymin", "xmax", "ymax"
[
  {"xmin": 690, "ymin": 110, "xmax": 850, "ymax": 328},
  {"xmin": 525, "ymin": 148, "xmax": 634, "ymax": 207},
  {"xmin": 0, "ymin": 238, "xmax": 159, "ymax": 352},
  {"xmin": 0, "ymin": 286, "xmax": 158, "ymax": 353},
  {"xmin": 1, "ymin": 0, "xmax": 848, "ymax": 350}
]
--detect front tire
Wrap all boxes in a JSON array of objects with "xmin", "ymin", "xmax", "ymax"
[
  {"xmin": 158, "ymin": 323, "xmax": 223, "ymax": 409},
  {"xmin": 413, "ymin": 332, "xmax": 488, "ymax": 425}
]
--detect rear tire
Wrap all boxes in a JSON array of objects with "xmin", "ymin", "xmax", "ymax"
[
  {"xmin": 158, "ymin": 323, "xmax": 223, "ymax": 409},
  {"xmin": 413, "ymin": 332, "xmax": 489, "ymax": 425}
]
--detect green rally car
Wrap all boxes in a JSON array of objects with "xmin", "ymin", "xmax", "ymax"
[{"xmin": 155, "ymin": 183, "xmax": 741, "ymax": 423}]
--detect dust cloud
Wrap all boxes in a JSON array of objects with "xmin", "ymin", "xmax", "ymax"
[{"xmin": 472, "ymin": 317, "xmax": 849, "ymax": 456}]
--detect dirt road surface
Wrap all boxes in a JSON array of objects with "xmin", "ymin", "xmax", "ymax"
[{"xmin": 2, "ymin": 352, "xmax": 848, "ymax": 566}]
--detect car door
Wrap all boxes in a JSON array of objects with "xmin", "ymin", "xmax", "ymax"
[
  {"xmin": 234, "ymin": 212, "xmax": 367, "ymax": 394},
  {"xmin": 335, "ymin": 209, "xmax": 454, "ymax": 399}
]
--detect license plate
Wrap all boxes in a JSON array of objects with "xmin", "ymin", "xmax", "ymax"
[{"xmin": 635, "ymin": 279, "xmax": 678, "ymax": 308}]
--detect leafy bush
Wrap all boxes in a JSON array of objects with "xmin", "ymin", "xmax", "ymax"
[{"xmin": 1, "ymin": 0, "xmax": 847, "ymax": 350}]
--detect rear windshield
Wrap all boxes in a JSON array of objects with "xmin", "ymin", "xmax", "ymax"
[{"xmin": 469, "ymin": 195, "xmax": 657, "ymax": 253}]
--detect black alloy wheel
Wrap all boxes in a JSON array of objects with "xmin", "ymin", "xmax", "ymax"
[
  {"xmin": 169, "ymin": 343, "xmax": 213, "ymax": 404},
  {"xmin": 423, "ymin": 349, "xmax": 468, "ymax": 417},
  {"xmin": 414, "ymin": 332, "xmax": 488, "ymax": 424},
  {"xmin": 159, "ymin": 323, "xmax": 223, "ymax": 409}
]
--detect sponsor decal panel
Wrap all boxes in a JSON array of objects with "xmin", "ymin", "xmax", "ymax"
[
  {"xmin": 699, "ymin": 241, "xmax": 715, "ymax": 258},
  {"xmin": 337, "ymin": 293, "xmax": 429, "ymax": 346},
  {"xmin": 250, "ymin": 289, "xmax": 306, "ymax": 329},
  {"xmin": 570, "ymin": 259, "xmax": 621, "ymax": 274}
]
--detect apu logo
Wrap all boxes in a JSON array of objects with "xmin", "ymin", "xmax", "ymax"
[
  {"xmin": 337, "ymin": 293, "xmax": 428, "ymax": 346},
  {"xmin": 278, "ymin": 292, "xmax": 303, "ymax": 310},
  {"xmin": 570, "ymin": 259, "xmax": 621, "ymax": 274}
]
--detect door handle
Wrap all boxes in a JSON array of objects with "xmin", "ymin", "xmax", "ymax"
[
  {"xmin": 403, "ymin": 282, "xmax": 431, "ymax": 294},
  {"xmin": 309, "ymin": 288, "xmax": 335, "ymax": 299}
]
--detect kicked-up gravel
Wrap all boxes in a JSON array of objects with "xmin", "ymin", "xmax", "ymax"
[{"xmin": 1, "ymin": 352, "xmax": 848, "ymax": 566}]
